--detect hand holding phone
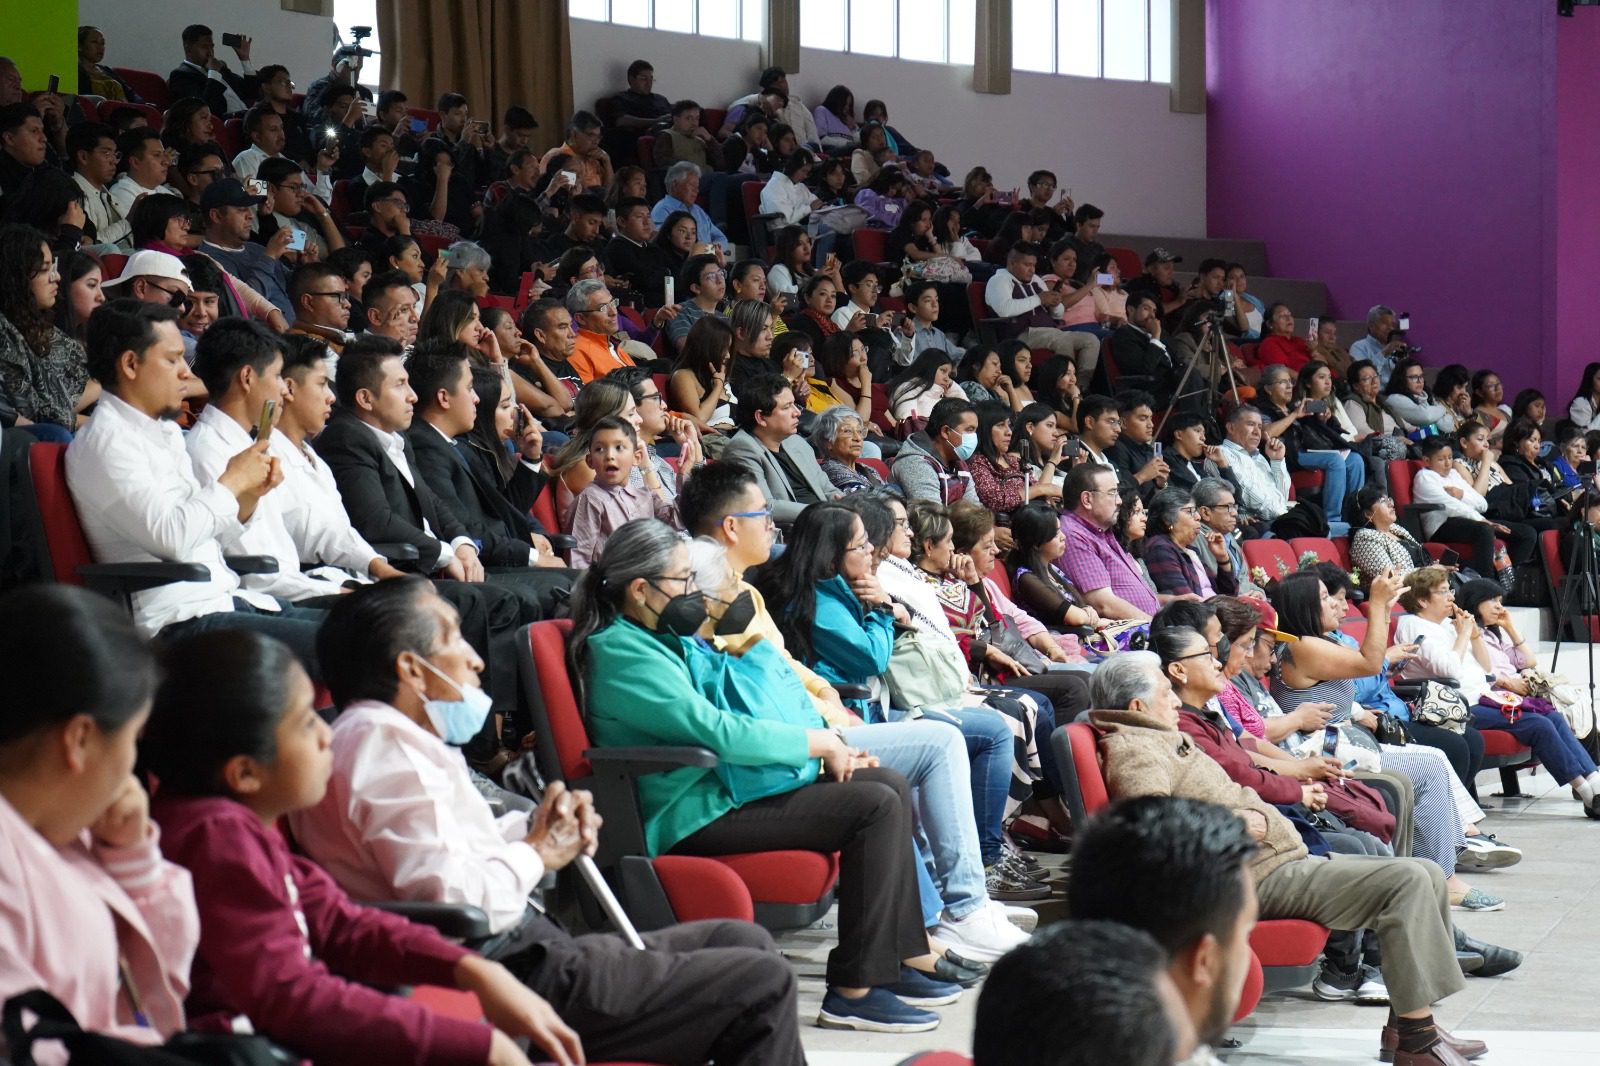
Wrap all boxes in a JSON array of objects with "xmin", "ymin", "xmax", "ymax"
[
  {"xmin": 255, "ymin": 399, "xmax": 277, "ymax": 441},
  {"xmin": 221, "ymin": 32, "xmax": 243, "ymax": 49},
  {"xmin": 46, "ymin": 74, "xmax": 59, "ymax": 94},
  {"xmin": 285, "ymin": 227, "xmax": 308, "ymax": 253}
]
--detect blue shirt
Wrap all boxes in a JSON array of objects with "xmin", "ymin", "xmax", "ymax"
[
  {"xmin": 1329, "ymin": 629, "xmax": 1411, "ymax": 720},
  {"xmin": 649, "ymin": 195, "xmax": 730, "ymax": 253},
  {"xmin": 1349, "ymin": 334, "xmax": 1397, "ymax": 388}
]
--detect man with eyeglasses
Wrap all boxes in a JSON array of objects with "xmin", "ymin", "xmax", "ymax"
[
  {"xmin": 1059, "ymin": 462, "xmax": 1158, "ymax": 620},
  {"xmin": 1191, "ymin": 478, "xmax": 1264, "ymax": 596},
  {"xmin": 1350, "ymin": 305, "xmax": 1407, "ymax": 388},
  {"xmin": 174, "ymin": 142, "xmax": 227, "ymax": 208},
  {"xmin": 67, "ymin": 122, "xmax": 131, "ymax": 248},
  {"xmin": 359, "ymin": 270, "xmax": 420, "ymax": 349},
  {"xmin": 357, "ymin": 180, "xmax": 411, "ymax": 260},
  {"xmin": 286, "ymin": 262, "xmax": 352, "ymax": 364},
  {"xmin": 109, "ymin": 127, "xmax": 182, "ymax": 220},
  {"xmin": 101, "ymin": 249, "xmax": 196, "ymax": 319},
  {"xmin": 254, "ymin": 156, "xmax": 346, "ymax": 263},
  {"xmin": 564, "ymin": 278, "xmax": 636, "ymax": 384},
  {"xmin": 722, "ymin": 372, "xmax": 835, "ymax": 524},
  {"xmin": 665, "ymin": 252, "xmax": 726, "ymax": 353},
  {"xmin": 199, "ymin": 177, "xmax": 294, "ymax": 319}
]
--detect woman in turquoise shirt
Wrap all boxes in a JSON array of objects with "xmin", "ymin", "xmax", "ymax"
[{"xmin": 570, "ymin": 518, "xmax": 956, "ymax": 1034}]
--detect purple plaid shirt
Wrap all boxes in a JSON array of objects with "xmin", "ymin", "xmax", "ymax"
[{"xmin": 1059, "ymin": 511, "xmax": 1160, "ymax": 615}]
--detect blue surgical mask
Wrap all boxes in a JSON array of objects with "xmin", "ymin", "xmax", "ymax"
[
  {"xmin": 955, "ymin": 431, "xmax": 978, "ymax": 461},
  {"xmin": 416, "ymin": 657, "xmax": 493, "ymax": 745}
]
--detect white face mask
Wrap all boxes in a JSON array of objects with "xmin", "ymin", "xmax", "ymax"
[{"xmin": 415, "ymin": 657, "xmax": 493, "ymax": 745}]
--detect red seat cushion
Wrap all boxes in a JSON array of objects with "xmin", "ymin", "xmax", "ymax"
[
  {"xmin": 716, "ymin": 850, "xmax": 840, "ymax": 904},
  {"xmin": 1232, "ymin": 951, "xmax": 1265, "ymax": 1023},
  {"xmin": 28, "ymin": 443, "xmax": 91, "ymax": 584},
  {"xmin": 1480, "ymin": 730, "xmax": 1529, "ymax": 757},
  {"xmin": 1250, "ymin": 918, "xmax": 1329, "ymax": 966},
  {"xmin": 1065, "ymin": 723, "xmax": 1111, "ymax": 815},
  {"xmin": 651, "ymin": 855, "xmax": 755, "ymax": 922}
]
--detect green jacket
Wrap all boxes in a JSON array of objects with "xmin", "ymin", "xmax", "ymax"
[{"xmin": 585, "ymin": 618, "xmax": 813, "ymax": 855}]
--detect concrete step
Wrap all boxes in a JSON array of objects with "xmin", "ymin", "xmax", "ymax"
[
  {"xmin": 1247, "ymin": 276, "xmax": 1329, "ymax": 317},
  {"xmin": 1100, "ymin": 232, "xmax": 1269, "ymax": 276}
]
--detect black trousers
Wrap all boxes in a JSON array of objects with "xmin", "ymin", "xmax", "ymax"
[
  {"xmin": 486, "ymin": 566, "xmax": 576, "ymax": 625},
  {"xmin": 1404, "ymin": 720, "xmax": 1485, "ymax": 797},
  {"xmin": 671, "ymin": 767, "xmax": 927, "ymax": 990},
  {"xmin": 487, "ymin": 915, "xmax": 803, "ymax": 1066}
]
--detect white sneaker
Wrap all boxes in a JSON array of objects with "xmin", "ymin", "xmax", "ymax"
[
  {"xmin": 935, "ymin": 902, "xmax": 1031, "ymax": 962},
  {"xmin": 1457, "ymin": 834, "xmax": 1522, "ymax": 870},
  {"xmin": 994, "ymin": 900, "xmax": 1038, "ymax": 932}
]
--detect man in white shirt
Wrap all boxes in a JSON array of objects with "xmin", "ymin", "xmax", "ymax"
[
  {"xmin": 290, "ymin": 579, "xmax": 806, "ymax": 1066},
  {"xmin": 64, "ymin": 299, "xmax": 323, "ymax": 669},
  {"xmin": 1219, "ymin": 404, "xmax": 1324, "ymax": 541},
  {"xmin": 67, "ymin": 122, "xmax": 130, "ymax": 248},
  {"xmin": 108, "ymin": 127, "xmax": 181, "ymax": 220},
  {"xmin": 983, "ymin": 242, "xmax": 1100, "ymax": 372},
  {"xmin": 230, "ymin": 105, "xmax": 287, "ymax": 184}
]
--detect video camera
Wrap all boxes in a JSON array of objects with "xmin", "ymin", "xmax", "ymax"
[{"xmin": 335, "ymin": 25, "xmax": 374, "ymax": 62}]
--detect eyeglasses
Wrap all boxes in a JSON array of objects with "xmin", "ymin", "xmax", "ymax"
[
  {"xmin": 647, "ymin": 572, "xmax": 699, "ymax": 594},
  {"xmin": 700, "ymin": 270, "xmax": 726, "ymax": 282},
  {"xmin": 637, "ymin": 391, "xmax": 664, "ymax": 407},
  {"xmin": 1206, "ymin": 503, "xmax": 1239, "ymax": 514},
  {"xmin": 726, "ymin": 509, "xmax": 774, "ymax": 527},
  {"xmin": 1090, "ymin": 487, "xmax": 1123, "ymax": 499},
  {"xmin": 306, "ymin": 291, "xmax": 352, "ymax": 303},
  {"xmin": 1179, "ymin": 506, "xmax": 1199, "ymax": 517},
  {"xmin": 1174, "ymin": 650, "xmax": 1221, "ymax": 665},
  {"xmin": 189, "ymin": 167, "xmax": 222, "ymax": 178},
  {"xmin": 273, "ymin": 181, "xmax": 306, "ymax": 193},
  {"xmin": 584, "ymin": 299, "xmax": 621, "ymax": 313},
  {"xmin": 845, "ymin": 540, "xmax": 874, "ymax": 555}
]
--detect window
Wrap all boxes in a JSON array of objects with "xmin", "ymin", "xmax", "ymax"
[
  {"xmin": 1014, "ymin": 0, "xmax": 1172, "ymax": 83},
  {"xmin": 332, "ymin": 0, "xmax": 383, "ymax": 87},
  {"xmin": 800, "ymin": 0, "xmax": 975, "ymax": 65},
  {"xmin": 569, "ymin": 0, "xmax": 764, "ymax": 41}
]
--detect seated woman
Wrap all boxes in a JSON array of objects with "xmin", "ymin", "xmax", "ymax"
[
  {"xmin": 932, "ymin": 205, "xmax": 992, "ymax": 280},
  {"xmin": 1298, "ymin": 357, "xmax": 1389, "ymax": 488},
  {"xmin": 1499, "ymin": 417, "xmax": 1574, "ymax": 523},
  {"xmin": 1469, "ymin": 370, "xmax": 1511, "ymax": 439},
  {"xmin": 850, "ymin": 122, "xmax": 891, "ymax": 185},
  {"xmin": 144, "ymin": 630, "xmax": 583, "ymax": 1066},
  {"xmin": 1010, "ymin": 403, "xmax": 1069, "ymax": 495},
  {"xmin": 1005, "ymin": 502, "xmax": 1103, "ymax": 634},
  {"xmin": 0, "ymin": 586, "xmax": 197, "ymax": 1046},
  {"xmin": 767, "ymin": 224, "xmax": 835, "ymax": 300},
  {"xmin": 1568, "ymin": 362, "xmax": 1600, "ymax": 430},
  {"xmin": 1029, "ymin": 354, "xmax": 1081, "ymax": 434},
  {"xmin": 887, "ymin": 200, "xmax": 971, "ymax": 288},
  {"xmin": 1042, "ymin": 243, "xmax": 1116, "ymax": 337},
  {"xmin": 887, "ymin": 348, "xmax": 965, "ymax": 427},
  {"xmin": 1256, "ymin": 361, "xmax": 1365, "ymax": 526},
  {"xmin": 462, "ymin": 367, "xmax": 552, "ymax": 520},
  {"xmin": 1349, "ymin": 485, "xmax": 1429, "ymax": 585},
  {"xmin": 788, "ymin": 272, "xmax": 846, "ymax": 350},
  {"xmin": 0, "ymin": 224, "xmax": 98, "ymax": 437},
  {"xmin": 1256, "ymin": 302, "xmax": 1311, "ymax": 372},
  {"xmin": 852, "ymin": 167, "xmax": 911, "ymax": 231},
  {"xmin": 1550, "ymin": 423, "xmax": 1588, "ymax": 492},
  {"xmin": 1383, "ymin": 358, "xmax": 1458, "ymax": 438},
  {"xmin": 574, "ymin": 518, "xmax": 974, "ymax": 1032},
  {"xmin": 1343, "ymin": 359, "xmax": 1406, "ymax": 452},
  {"xmin": 813, "ymin": 406, "xmax": 886, "ymax": 493},
  {"xmin": 1400, "ymin": 569, "xmax": 1600, "ymax": 820},
  {"xmin": 968, "ymin": 402, "xmax": 1059, "ymax": 519},
  {"xmin": 956, "ymin": 344, "xmax": 1024, "ymax": 411},
  {"xmin": 1454, "ymin": 418, "xmax": 1510, "ymax": 503},
  {"xmin": 1141, "ymin": 487, "xmax": 1236, "ymax": 600},
  {"xmin": 669, "ymin": 315, "xmax": 738, "ymax": 436},
  {"xmin": 481, "ymin": 306, "xmax": 574, "ymax": 430},
  {"xmin": 816, "ymin": 329, "xmax": 894, "ymax": 436},
  {"xmin": 1510, "ymin": 387, "xmax": 1550, "ymax": 448}
]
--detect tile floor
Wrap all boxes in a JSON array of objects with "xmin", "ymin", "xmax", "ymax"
[{"xmin": 790, "ymin": 635, "xmax": 1600, "ymax": 1064}]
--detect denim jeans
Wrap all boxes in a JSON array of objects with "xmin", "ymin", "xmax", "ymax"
[
  {"xmin": 913, "ymin": 705, "xmax": 1014, "ymax": 867},
  {"xmin": 1469, "ymin": 704, "xmax": 1596, "ymax": 784},
  {"xmin": 1296, "ymin": 448, "xmax": 1366, "ymax": 524},
  {"xmin": 842, "ymin": 717, "xmax": 987, "ymax": 921},
  {"xmin": 157, "ymin": 598, "xmax": 326, "ymax": 678}
]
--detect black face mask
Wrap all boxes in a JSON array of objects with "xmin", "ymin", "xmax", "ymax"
[
  {"xmin": 713, "ymin": 589, "xmax": 759, "ymax": 636},
  {"xmin": 652, "ymin": 590, "xmax": 708, "ymax": 637}
]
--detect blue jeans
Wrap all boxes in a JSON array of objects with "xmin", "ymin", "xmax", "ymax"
[
  {"xmin": 18, "ymin": 422, "xmax": 73, "ymax": 443},
  {"xmin": 914, "ymin": 705, "xmax": 1014, "ymax": 867},
  {"xmin": 1469, "ymin": 704, "xmax": 1596, "ymax": 784},
  {"xmin": 157, "ymin": 598, "xmax": 326, "ymax": 678},
  {"xmin": 1296, "ymin": 448, "xmax": 1365, "ymax": 524},
  {"xmin": 842, "ymin": 717, "xmax": 987, "ymax": 921}
]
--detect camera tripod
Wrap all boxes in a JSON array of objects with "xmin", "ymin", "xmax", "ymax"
[
  {"xmin": 1156, "ymin": 314, "xmax": 1240, "ymax": 438},
  {"xmin": 1549, "ymin": 507, "xmax": 1600, "ymax": 761}
]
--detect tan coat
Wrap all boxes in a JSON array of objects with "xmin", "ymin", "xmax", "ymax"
[{"xmin": 1087, "ymin": 708, "xmax": 1309, "ymax": 885}]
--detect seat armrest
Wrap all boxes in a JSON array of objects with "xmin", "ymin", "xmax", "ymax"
[
  {"xmin": 545, "ymin": 533, "xmax": 577, "ymax": 555},
  {"xmin": 76, "ymin": 561, "xmax": 210, "ymax": 594},
  {"xmin": 224, "ymin": 554, "xmax": 281, "ymax": 576},
  {"xmin": 363, "ymin": 900, "xmax": 493, "ymax": 940},
  {"xmin": 586, "ymin": 745, "xmax": 719, "ymax": 777},
  {"xmin": 1391, "ymin": 675, "xmax": 1460, "ymax": 698},
  {"xmin": 834, "ymin": 684, "xmax": 872, "ymax": 701},
  {"xmin": 370, "ymin": 541, "xmax": 421, "ymax": 562}
]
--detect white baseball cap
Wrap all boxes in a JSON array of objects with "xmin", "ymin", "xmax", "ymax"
[{"xmin": 101, "ymin": 249, "xmax": 191, "ymax": 289}]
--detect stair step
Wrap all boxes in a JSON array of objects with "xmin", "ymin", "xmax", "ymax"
[{"xmin": 1100, "ymin": 233, "xmax": 1269, "ymax": 277}]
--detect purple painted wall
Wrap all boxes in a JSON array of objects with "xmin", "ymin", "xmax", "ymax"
[
  {"xmin": 1556, "ymin": 8, "xmax": 1600, "ymax": 407},
  {"xmin": 1206, "ymin": 1, "xmax": 1560, "ymax": 396}
]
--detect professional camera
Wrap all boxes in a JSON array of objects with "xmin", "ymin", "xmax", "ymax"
[
  {"xmin": 335, "ymin": 25, "xmax": 374, "ymax": 61},
  {"xmin": 1392, "ymin": 342, "xmax": 1421, "ymax": 357}
]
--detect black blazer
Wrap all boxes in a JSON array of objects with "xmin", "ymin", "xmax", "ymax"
[
  {"xmin": 166, "ymin": 62, "xmax": 259, "ymax": 117},
  {"xmin": 312, "ymin": 410, "xmax": 469, "ymax": 571},
  {"xmin": 1108, "ymin": 325, "xmax": 1173, "ymax": 396},
  {"xmin": 407, "ymin": 424, "xmax": 544, "ymax": 567}
]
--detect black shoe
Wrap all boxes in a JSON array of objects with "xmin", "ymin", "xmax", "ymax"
[
  {"xmin": 920, "ymin": 955, "xmax": 985, "ymax": 988},
  {"xmin": 941, "ymin": 948, "xmax": 992, "ymax": 977},
  {"xmin": 1454, "ymin": 927, "xmax": 1523, "ymax": 977},
  {"xmin": 1456, "ymin": 951, "xmax": 1485, "ymax": 974}
]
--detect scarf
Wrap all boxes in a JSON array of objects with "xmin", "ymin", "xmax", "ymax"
[{"xmin": 799, "ymin": 307, "xmax": 840, "ymax": 337}]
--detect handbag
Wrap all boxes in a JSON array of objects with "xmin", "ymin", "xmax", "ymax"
[
  {"xmin": 1478, "ymin": 689, "xmax": 1524, "ymax": 725},
  {"xmin": 1081, "ymin": 620, "xmax": 1151, "ymax": 659},
  {"xmin": 885, "ymin": 625, "xmax": 969, "ymax": 711},
  {"xmin": 1372, "ymin": 711, "xmax": 1409, "ymax": 746},
  {"xmin": 3, "ymin": 989, "xmax": 290, "ymax": 1065},
  {"xmin": 1411, "ymin": 680, "xmax": 1471, "ymax": 733}
]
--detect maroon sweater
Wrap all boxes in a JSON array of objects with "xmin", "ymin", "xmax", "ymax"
[{"xmin": 152, "ymin": 794, "xmax": 492, "ymax": 1066}]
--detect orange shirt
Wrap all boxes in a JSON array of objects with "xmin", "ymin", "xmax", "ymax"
[{"xmin": 569, "ymin": 328, "xmax": 635, "ymax": 383}]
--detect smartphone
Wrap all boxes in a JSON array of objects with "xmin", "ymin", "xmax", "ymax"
[
  {"xmin": 1095, "ymin": 272, "xmax": 1115, "ymax": 286},
  {"xmin": 1308, "ymin": 316, "xmax": 1319, "ymax": 341},
  {"xmin": 408, "ymin": 116, "xmax": 427, "ymax": 134},
  {"xmin": 1303, "ymin": 399, "xmax": 1327, "ymax": 415},
  {"xmin": 513, "ymin": 405, "xmax": 527, "ymax": 436},
  {"xmin": 249, "ymin": 178, "xmax": 268, "ymax": 198},
  {"xmin": 1439, "ymin": 548, "xmax": 1460, "ymax": 567},
  {"xmin": 1398, "ymin": 312, "xmax": 1411, "ymax": 331},
  {"xmin": 285, "ymin": 227, "xmax": 308, "ymax": 252},
  {"xmin": 663, "ymin": 275, "xmax": 675, "ymax": 306},
  {"xmin": 1061, "ymin": 439, "xmax": 1081, "ymax": 461},
  {"xmin": 46, "ymin": 74, "xmax": 59, "ymax": 94},
  {"xmin": 221, "ymin": 32, "xmax": 243, "ymax": 49},
  {"xmin": 1321, "ymin": 724, "xmax": 1340, "ymax": 758},
  {"xmin": 255, "ymin": 398, "xmax": 276, "ymax": 441},
  {"xmin": 560, "ymin": 169, "xmax": 579, "ymax": 187},
  {"xmin": 1151, "ymin": 441, "xmax": 1163, "ymax": 459}
]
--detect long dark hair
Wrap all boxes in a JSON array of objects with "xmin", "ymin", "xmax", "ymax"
[
  {"xmin": 754, "ymin": 502, "xmax": 861, "ymax": 664},
  {"xmin": 1572, "ymin": 362, "xmax": 1600, "ymax": 409},
  {"xmin": 887, "ymin": 200, "xmax": 933, "ymax": 257},
  {"xmin": 1032, "ymin": 354, "xmax": 1078, "ymax": 418},
  {"xmin": 887, "ymin": 347, "xmax": 953, "ymax": 410},
  {"xmin": 53, "ymin": 250, "xmax": 100, "ymax": 341},
  {"xmin": 567, "ymin": 518, "xmax": 685, "ymax": 701},
  {"xmin": 672, "ymin": 314, "xmax": 734, "ymax": 391},
  {"xmin": 972, "ymin": 401, "xmax": 1015, "ymax": 468},
  {"xmin": 956, "ymin": 343, "xmax": 999, "ymax": 389},
  {"xmin": 1006, "ymin": 502, "xmax": 1074, "ymax": 595},
  {"xmin": 466, "ymin": 367, "xmax": 518, "ymax": 485},
  {"xmin": 1268, "ymin": 570, "xmax": 1331, "ymax": 639},
  {"xmin": 1384, "ymin": 357, "xmax": 1426, "ymax": 398},
  {"xmin": 0, "ymin": 224, "xmax": 57, "ymax": 354},
  {"xmin": 416, "ymin": 289, "xmax": 478, "ymax": 346},
  {"xmin": 141, "ymin": 631, "xmax": 303, "ymax": 796},
  {"xmin": 1011, "ymin": 401, "xmax": 1057, "ymax": 467}
]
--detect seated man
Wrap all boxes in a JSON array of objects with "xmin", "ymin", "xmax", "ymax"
[
  {"xmin": 649, "ymin": 161, "xmax": 730, "ymax": 257},
  {"xmin": 1058, "ymin": 463, "xmax": 1158, "ymax": 621},
  {"xmin": 198, "ymin": 176, "xmax": 293, "ymax": 320},
  {"xmin": 1218, "ymin": 403, "xmax": 1326, "ymax": 540},
  {"xmin": 517, "ymin": 298, "xmax": 584, "ymax": 416},
  {"xmin": 1123, "ymin": 247, "xmax": 1185, "ymax": 320},
  {"xmin": 606, "ymin": 59, "xmax": 672, "ymax": 133},
  {"xmin": 68, "ymin": 122, "xmax": 131, "ymax": 248},
  {"xmin": 356, "ymin": 180, "xmax": 412, "ymax": 260},
  {"xmin": 1349, "ymin": 304, "xmax": 1406, "ymax": 388},
  {"xmin": 721, "ymin": 372, "xmax": 835, "ymax": 524},
  {"xmin": 537, "ymin": 192, "xmax": 607, "ymax": 261},
  {"xmin": 982, "ymin": 241, "xmax": 1099, "ymax": 374},
  {"xmin": 569, "ymin": 416, "xmax": 680, "ymax": 568},
  {"xmin": 1191, "ymin": 478, "xmax": 1263, "ymax": 595},
  {"xmin": 254, "ymin": 63, "xmax": 311, "ymax": 162},
  {"xmin": 1059, "ymin": 203, "xmax": 1104, "ymax": 285},
  {"xmin": 538, "ymin": 109, "xmax": 614, "ymax": 192},
  {"xmin": 285, "ymin": 261, "xmax": 353, "ymax": 362},
  {"xmin": 973, "ymin": 920, "xmax": 1193, "ymax": 1066},
  {"xmin": 64, "ymin": 300, "xmax": 322, "ymax": 668},
  {"xmin": 288, "ymin": 578, "xmax": 807, "ymax": 1066},
  {"xmin": 357, "ymin": 269, "xmax": 420, "ymax": 347},
  {"xmin": 231, "ymin": 104, "xmax": 288, "ymax": 184},
  {"xmin": 565, "ymin": 279, "xmax": 636, "ymax": 383},
  {"xmin": 1165, "ymin": 412, "xmax": 1239, "ymax": 495},
  {"xmin": 1105, "ymin": 388, "xmax": 1168, "ymax": 502},
  {"xmin": 109, "ymin": 127, "xmax": 182, "ymax": 219},
  {"xmin": 889, "ymin": 396, "xmax": 982, "ymax": 509},
  {"xmin": 603, "ymin": 196, "xmax": 677, "ymax": 307},
  {"xmin": 651, "ymin": 99, "xmax": 724, "ymax": 172},
  {"xmin": 487, "ymin": 105, "xmax": 540, "ymax": 184},
  {"xmin": 1107, "ymin": 291, "xmax": 1176, "ymax": 404},
  {"xmin": 167, "ymin": 23, "xmax": 258, "ymax": 117},
  {"xmin": 664, "ymin": 252, "xmax": 725, "ymax": 352}
]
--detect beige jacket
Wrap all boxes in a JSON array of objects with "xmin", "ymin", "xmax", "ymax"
[{"xmin": 1087, "ymin": 708, "xmax": 1309, "ymax": 885}]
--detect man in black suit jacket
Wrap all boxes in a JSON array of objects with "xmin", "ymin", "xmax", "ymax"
[
  {"xmin": 313, "ymin": 339, "xmax": 566, "ymax": 625},
  {"xmin": 168, "ymin": 25, "xmax": 261, "ymax": 117},
  {"xmin": 1107, "ymin": 292, "xmax": 1179, "ymax": 408}
]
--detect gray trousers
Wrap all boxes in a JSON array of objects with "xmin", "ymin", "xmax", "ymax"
[{"xmin": 1256, "ymin": 854, "xmax": 1464, "ymax": 1015}]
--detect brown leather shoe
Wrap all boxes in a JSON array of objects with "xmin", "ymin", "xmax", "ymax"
[{"xmin": 1381, "ymin": 1024, "xmax": 1488, "ymax": 1064}]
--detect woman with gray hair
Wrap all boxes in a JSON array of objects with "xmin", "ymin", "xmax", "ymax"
[
  {"xmin": 1141, "ymin": 487, "xmax": 1236, "ymax": 600},
  {"xmin": 441, "ymin": 240, "xmax": 492, "ymax": 297},
  {"xmin": 813, "ymin": 406, "xmax": 885, "ymax": 493}
]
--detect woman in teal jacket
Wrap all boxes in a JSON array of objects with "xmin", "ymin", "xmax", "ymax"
[
  {"xmin": 569, "ymin": 518, "xmax": 958, "ymax": 1034},
  {"xmin": 755, "ymin": 503, "xmax": 902, "ymax": 714}
]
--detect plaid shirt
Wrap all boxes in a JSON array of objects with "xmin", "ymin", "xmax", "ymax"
[
  {"xmin": 1143, "ymin": 534, "xmax": 1231, "ymax": 597},
  {"xmin": 1059, "ymin": 511, "xmax": 1160, "ymax": 615}
]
